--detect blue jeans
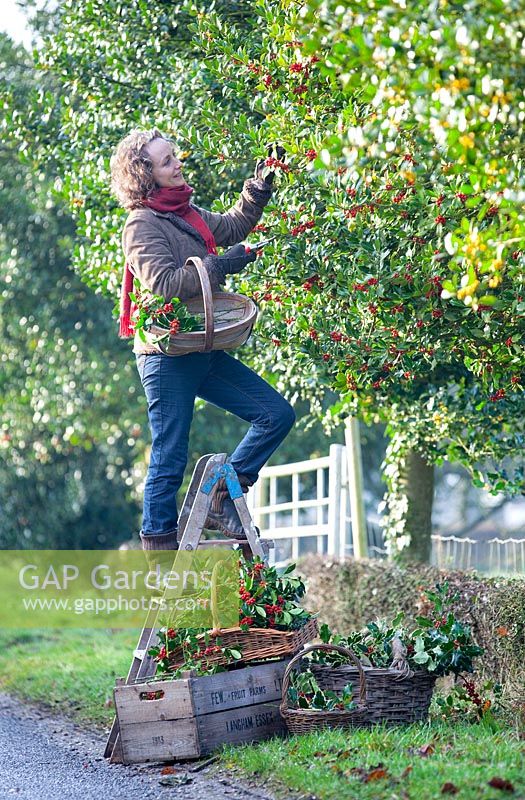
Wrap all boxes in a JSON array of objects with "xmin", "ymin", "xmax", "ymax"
[{"xmin": 136, "ymin": 351, "xmax": 295, "ymax": 536}]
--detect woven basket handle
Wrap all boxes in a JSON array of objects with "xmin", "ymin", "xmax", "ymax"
[
  {"xmin": 389, "ymin": 635, "xmax": 413, "ymax": 679},
  {"xmin": 281, "ymin": 643, "xmax": 367, "ymax": 713},
  {"xmin": 185, "ymin": 256, "xmax": 214, "ymax": 352}
]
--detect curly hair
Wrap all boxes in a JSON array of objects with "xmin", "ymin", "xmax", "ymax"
[{"xmin": 110, "ymin": 128, "xmax": 175, "ymax": 210}]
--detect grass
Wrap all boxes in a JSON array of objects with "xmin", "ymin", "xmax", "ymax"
[
  {"xmin": 222, "ymin": 722, "xmax": 525, "ymax": 800},
  {"xmin": 0, "ymin": 628, "xmax": 136, "ymax": 728},
  {"xmin": 1, "ymin": 629, "xmax": 523, "ymax": 800}
]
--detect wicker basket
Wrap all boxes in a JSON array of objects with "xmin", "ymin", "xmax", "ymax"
[
  {"xmin": 310, "ymin": 643, "xmax": 436, "ymax": 725},
  {"xmin": 279, "ymin": 644, "xmax": 368, "ymax": 734},
  {"xmin": 147, "ymin": 256, "xmax": 258, "ymax": 356},
  {"xmin": 168, "ymin": 617, "xmax": 319, "ymax": 671}
]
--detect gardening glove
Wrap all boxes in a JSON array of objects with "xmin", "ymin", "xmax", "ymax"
[
  {"xmin": 205, "ymin": 243, "xmax": 257, "ymax": 284},
  {"xmin": 255, "ymin": 144, "xmax": 287, "ymax": 185}
]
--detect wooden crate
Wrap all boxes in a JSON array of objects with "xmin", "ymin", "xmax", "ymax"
[{"xmin": 113, "ymin": 659, "xmax": 289, "ymax": 764}]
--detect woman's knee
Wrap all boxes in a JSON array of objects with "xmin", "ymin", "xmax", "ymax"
[{"xmin": 276, "ymin": 400, "xmax": 295, "ymax": 435}]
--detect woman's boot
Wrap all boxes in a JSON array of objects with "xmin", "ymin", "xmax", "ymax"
[{"xmin": 204, "ymin": 474, "xmax": 253, "ymax": 539}]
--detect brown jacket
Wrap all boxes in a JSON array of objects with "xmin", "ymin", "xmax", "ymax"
[{"xmin": 122, "ymin": 178, "xmax": 272, "ymax": 354}]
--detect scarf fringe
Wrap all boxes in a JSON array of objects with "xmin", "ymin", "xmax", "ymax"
[{"xmin": 118, "ymin": 315, "xmax": 134, "ymax": 339}]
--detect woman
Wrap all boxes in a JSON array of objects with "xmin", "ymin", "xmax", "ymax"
[{"xmin": 110, "ymin": 128, "xmax": 295, "ymax": 554}]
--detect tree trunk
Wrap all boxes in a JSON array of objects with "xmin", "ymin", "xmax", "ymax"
[{"xmin": 397, "ymin": 449, "xmax": 435, "ymax": 563}]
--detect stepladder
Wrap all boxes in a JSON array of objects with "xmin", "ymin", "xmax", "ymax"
[{"xmin": 104, "ymin": 452, "xmax": 273, "ymax": 763}]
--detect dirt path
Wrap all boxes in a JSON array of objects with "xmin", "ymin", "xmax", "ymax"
[{"xmin": 0, "ymin": 692, "xmax": 279, "ymax": 800}]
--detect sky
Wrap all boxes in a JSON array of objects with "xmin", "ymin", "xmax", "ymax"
[{"xmin": 0, "ymin": 1, "xmax": 47, "ymax": 49}]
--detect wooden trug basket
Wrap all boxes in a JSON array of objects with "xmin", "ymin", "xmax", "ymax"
[
  {"xmin": 147, "ymin": 256, "xmax": 258, "ymax": 356},
  {"xmin": 168, "ymin": 617, "xmax": 319, "ymax": 671}
]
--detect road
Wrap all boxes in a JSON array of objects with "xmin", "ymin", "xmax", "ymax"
[{"xmin": 0, "ymin": 693, "xmax": 278, "ymax": 800}]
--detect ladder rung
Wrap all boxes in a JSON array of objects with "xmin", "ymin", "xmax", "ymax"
[{"xmin": 197, "ymin": 538, "xmax": 275, "ymax": 549}]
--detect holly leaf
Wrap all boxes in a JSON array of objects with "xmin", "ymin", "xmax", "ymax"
[{"xmin": 320, "ymin": 623, "xmax": 332, "ymax": 643}]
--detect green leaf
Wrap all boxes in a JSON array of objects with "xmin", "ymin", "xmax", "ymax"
[{"xmin": 320, "ymin": 623, "xmax": 332, "ymax": 643}]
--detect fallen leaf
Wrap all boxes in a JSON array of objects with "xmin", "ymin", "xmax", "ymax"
[
  {"xmin": 160, "ymin": 766, "xmax": 177, "ymax": 775},
  {"xmin": 401, "ymin": 765, "xmax": 413, "ymax": 778},
  {"xmin": 496, "ymin": 626, "xmax": 509, "ymax": 637},
  {"xmin": 488, "ymin": 777, "xmax": 514, "ymax": 792},
  {"xmin": 364, "ymin": 767, "xmax": 389, "ymax": 783},
  {"xmin": 348, "ymin": 767, "xmax": 367, "ymax": 779},
  {"xmin": 159, "ymin": 774, "xmax": 193, "ymax": 787},
  {"xmin": 441, "ymin": 782, "xmax": 459, "ymax": 795},
  {"xmin": 419, "ymin": 743, "xmax": 435, "ymax": 757},
  {"xmin": 336, "ymin": 749, "xmax": 355, "ymax": 758}
]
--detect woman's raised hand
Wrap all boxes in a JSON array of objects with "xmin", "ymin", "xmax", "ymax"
[{"xmin": 255, "ymin": 144, "xmax": 287, "ymax": 185}]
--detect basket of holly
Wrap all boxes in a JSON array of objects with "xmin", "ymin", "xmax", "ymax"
[
  {"xmin": 148, "ymin": 556, "xmax": 318, "ymax": 673},
  {"xmin": 130, "ymin": 262, "xmax": 257, "ymax": 356},
  {"xmin": 308, "ymin": 582, "xmax": 483, "ymax": 726},
  {"xmin": 279, "ymin": 643, "xmax": 368, "ymax": 733}
]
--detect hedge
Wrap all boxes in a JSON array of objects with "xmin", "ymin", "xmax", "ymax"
[{"xmin": 298, "ymin": 556, "xmax": 525, "ymax": 702}]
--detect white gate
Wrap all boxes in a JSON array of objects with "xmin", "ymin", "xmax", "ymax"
[
  {"xmin": 246, "ymin": 452, "xmax": 525, "ymax": 575},
  {"xmin": 246, "ymin": 444, "xmax": 351, "ymax": 565}
]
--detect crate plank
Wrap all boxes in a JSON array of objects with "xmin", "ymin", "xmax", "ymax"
[
  {"xmin": 114, "ymin": 679, "xmax": 193, "ymax": 724},
  {"xmin": 190, "ymin": 660, "xmax": 288, "ymax": 714},
  {"xmin": 196, "ymin": 701, "xmax": 286, "ymax": 754},
  {"xmin": 119, "ymin": 718, "xmax": 199, "ymax": 764}
]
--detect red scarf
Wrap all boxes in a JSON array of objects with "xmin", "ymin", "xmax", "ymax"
[{"xmin": 118, "ymin": 183, "xmax": 218, "ymax": 338}]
